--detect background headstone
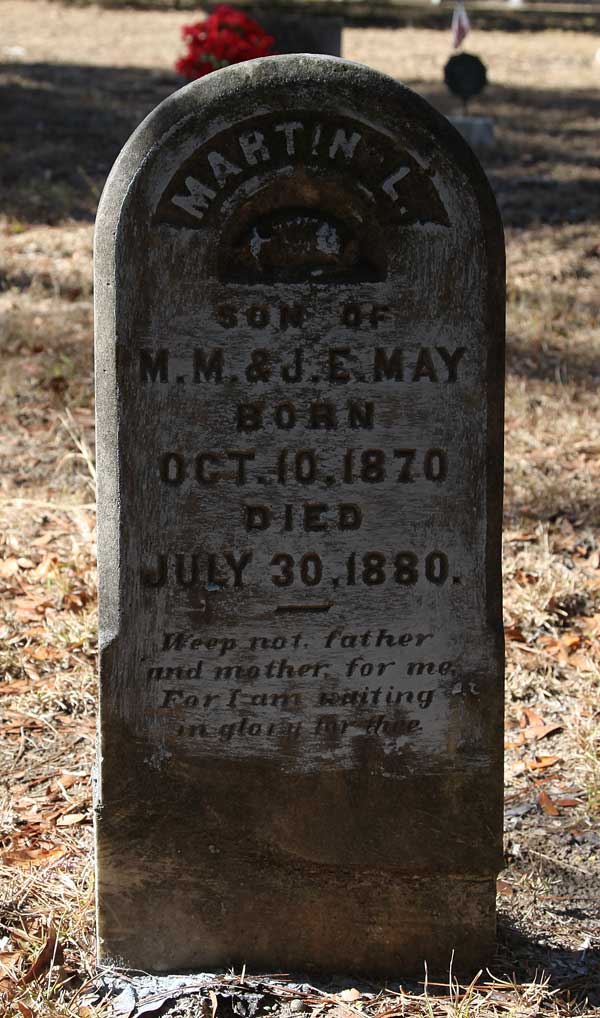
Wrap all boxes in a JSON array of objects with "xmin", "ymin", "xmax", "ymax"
[
  {"xmin": 249, "ymin": 12, "xmax": 342, "ymax": 56},
  {"xmin": 94, "ymin": 54, "xmax": 505, "ymax": 976}
]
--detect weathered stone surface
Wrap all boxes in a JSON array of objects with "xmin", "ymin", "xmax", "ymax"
[{"xmin": 94, "ymin": 54, "xmax": 505, "ymax": 976}]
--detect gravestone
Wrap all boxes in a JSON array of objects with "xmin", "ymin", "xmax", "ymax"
[
  {"xmin": 94, "ymin": 54, "xmax": 505, "ymax": 976},
  {"xmin": 449, "ymin": 116, "xmax": 495, "ymax": 153},
  {"xmin": 250, "ymin": 12, "xmax": 343, "ymax": 57}
]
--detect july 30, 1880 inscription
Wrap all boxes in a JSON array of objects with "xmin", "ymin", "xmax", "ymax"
[{"xmin": 94, "ymin": 55, "xmax": 505, "ymax": 976}]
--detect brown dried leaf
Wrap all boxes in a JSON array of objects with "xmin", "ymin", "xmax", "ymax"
[
  {"xmin": 581, "ymin": 613, "xmax": 600, "ymax": 636},
  {"xmin": 0, "ymin": 679, "xmax": 31, "ymax": 696},
  {"xmin": 568, "ymin": 652, "xmax": 594, "ymax": 671},
  {"xmin": 516, "ymin": 709, "xmax": 562, "ymax": 744},
  {"xmin": 12, "ymin": 596, "xmax": 53, "ymax": 619},
  {"xmin": 56, "ymin": 812, "xmax": 87, "ymax": 827},
  {"xmin": 29, "ymin": 645, "xmax": 61, "ymax": 662},
  {"xmin": 537, "ymin": 635, "xmax": 563, "ymax": 655},
  {"xmin": 339, "ymin": 990, "xmax": 362, "ymax": 1002},
  {"xmin": 513, "ymin": 569, "xmax": 538, "ymax": 586},
  {"xmin": 30, "ymin": 532, "xmax": 56, "ymax": 548},
  {"xmin": 504, "ymin": 733, "xmax": 526, "ymax": 750},
  {"xmin": 521, "ymin": 707, "xmax": 545, "ymax": 728},
  {"xmin": 496, "ymin": 880, "xmax": 514, "ymax": 897},
  {"xmin": 529, "ymin": 723, "xmax": 563, "ymax": 742},
  {"xmin": 22, "ymin": 926, "xmax": 64, "ymax": 984},
  {"xmin": 30, "ymin": 556, "xmax": 58, "ymax": 580},
  {"xmin": 0, "ymin": 978, "xmax": 16, "ymax": 1001},
  {"xmin": 505, "ymin": 624, "xmax": 527, "ymax": 643},
  {"xmin": 0, "ymin": 557, "xmax": 21, "ymax": 578},
  {"xmin": 62, "ymin": 588, "xmax": 91, "ymax": 612},
  {"xmin": 0, "ymin": 845, "xmax": 66, "ymax": 867},
  {"xmin": 526, "ymin": 755, "xmax": 562, "ymax": 771},
  {"xmin": 46, "ymin": 773, "xmax": 81, "ymax": 797},
  {"xmin": 538, "ymin": 790, "xmax": 560, "ymax": 816},
  {"xmin": 0, "ymin": 951, "xmax": 22, "ymax": 976}
]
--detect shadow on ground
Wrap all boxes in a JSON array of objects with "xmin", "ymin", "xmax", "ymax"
[
  {"xmin": 497, "ymin": 916, "xmax": 600, "ymax": 1006},
  {"xmin": 506, "ymin": 327, "xmax": 600, "ymax": 388},
  {"xmin": 406, "ymin": 80, "xmax": 600, "ymax": 228},
  {"xmin": 0, "ymin": 62, "xmax": 180, "ymax": 223},
  {"xmin": 2, "ymin": 63, "xmax": 600, "ymax": 227}
]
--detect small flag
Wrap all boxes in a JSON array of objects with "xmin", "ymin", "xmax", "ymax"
[{"xmin": 451, "ymin": 2, "xmax": 470, "ymax": 48}]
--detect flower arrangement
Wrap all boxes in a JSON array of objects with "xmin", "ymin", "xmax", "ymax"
[{"xmin": 176, "ymin": 5, "xmax": 276, "ymax": 80}]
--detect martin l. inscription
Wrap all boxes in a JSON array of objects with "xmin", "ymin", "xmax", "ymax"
[{"xmin": 95, "ymin": 56, "xmax": 504, "ymax": 976}]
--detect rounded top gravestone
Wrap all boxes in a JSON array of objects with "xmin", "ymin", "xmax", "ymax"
[{"xmin": 94, "ymin": 55, "xmax": 505, "ymax": 977}]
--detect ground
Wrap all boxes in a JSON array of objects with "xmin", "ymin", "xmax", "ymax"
[{"xmin": 1, "ymin": 2, "xmax": 599, "ymax": 1015}]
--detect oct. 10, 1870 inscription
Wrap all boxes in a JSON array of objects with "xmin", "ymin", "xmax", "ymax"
[{"xmin": 94, "ymin": 55, "xmax": 505, "ymax": 976}]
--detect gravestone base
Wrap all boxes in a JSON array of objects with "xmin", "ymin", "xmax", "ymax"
[
  {"xmin": 97, "ymin": 741, "xmax": 500, "ymax": 977},
  {"xmin": 448, "ymin": 116, "xmax": 496, "ymax": 152},
  {"xmin": 98, "ymin": 867, "xmax": 495, "ymax": 977}
]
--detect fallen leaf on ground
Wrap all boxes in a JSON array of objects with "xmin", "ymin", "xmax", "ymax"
[
  {"xmin": 0, "ymin": 951, "xmax": 22, "ymax": 976},
  {"xmin": 514, "ymin": 569, "xmax": 538, "ymax": 585},
  {"xmin": 497, "ymin": 880, "xmax": 514, "ymax": 897},
  {"xmin": 505, "ymin": 624, "xmax": 527, "ymax": 643},
  {"xmin": 12, "ymin": 596, "xmax": 54, "ymax": 619},
  {"xmin": 0, "ymin": 680, "xmax": 31, "ymax": 696},
  {"xmin": 29, "ymin": 645, "xmax": 62, "ymax": 661},
  {"xmin": 527, "ymin": 755, "xmax": 563, "ymax": 771},
  {"xmin": 529, "ymin": 723, "xmax": 563, "ymax": 742},
  {"xmin": 538, "ymin": 790, "xmax": 560, "ymax": 816},
  {"xmin": 46, "ymin": 773, "xmax": 81, "ymax": 797},
  {"xmin": 511, "ymin": 708, "xmax": 563, "ymax": 745},
  {"xmin": 56, "ymin": 812, "xmax": 87, "ymax": 827},
  {"xmin": 62, "ymin": 588, "xmax": 92, "ymax": 611},
  {"xmin": 22, "ymin": 926, "xmax": 64, "ymax": 984},
  {"xmin": 567, "ymin": 652, "xmax": 594, "ymax": 671},
  {"xmin": 555, "ymin": 798, "xmax": 581, "ymax": 807},
  {"xmin": 521, "ymin": 707, "xmax": 545, "ymax": 728},
  {"xmin": 505, "ymin": 734, "xmax": 526, "ymax": 749},
  {"xmin": 339, "ymin": 990, "xmax": 362, "ymax": 1002},
  {"xmin": 507, "ymin": 753, "xmax": 563, "ymax": 778},
  {"xmin": 0, "ymin": 845, "xmax": 66, "ymax": 867},
  {"xmin": 0, "ymin": 558, "xmax": 21, "ymax": 578}
]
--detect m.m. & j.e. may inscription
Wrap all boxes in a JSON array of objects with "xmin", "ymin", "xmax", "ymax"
[{"xmin": 94, "ymin": 55, "xmax": 505, "ymax": 977}]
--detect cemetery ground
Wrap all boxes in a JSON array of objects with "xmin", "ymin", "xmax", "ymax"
[{"xmin": 1, "ymin": 1, "xmax": 600, "ymax": 1014}]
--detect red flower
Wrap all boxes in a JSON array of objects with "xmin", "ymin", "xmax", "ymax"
[{"xmin": 176, "ymin": 5, "xmax": 275, "ymax": 80}]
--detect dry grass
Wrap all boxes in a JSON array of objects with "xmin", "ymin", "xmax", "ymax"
[{"xmin": 1, "ymin": 2, "xmax": 600, "ymax": 1015}]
